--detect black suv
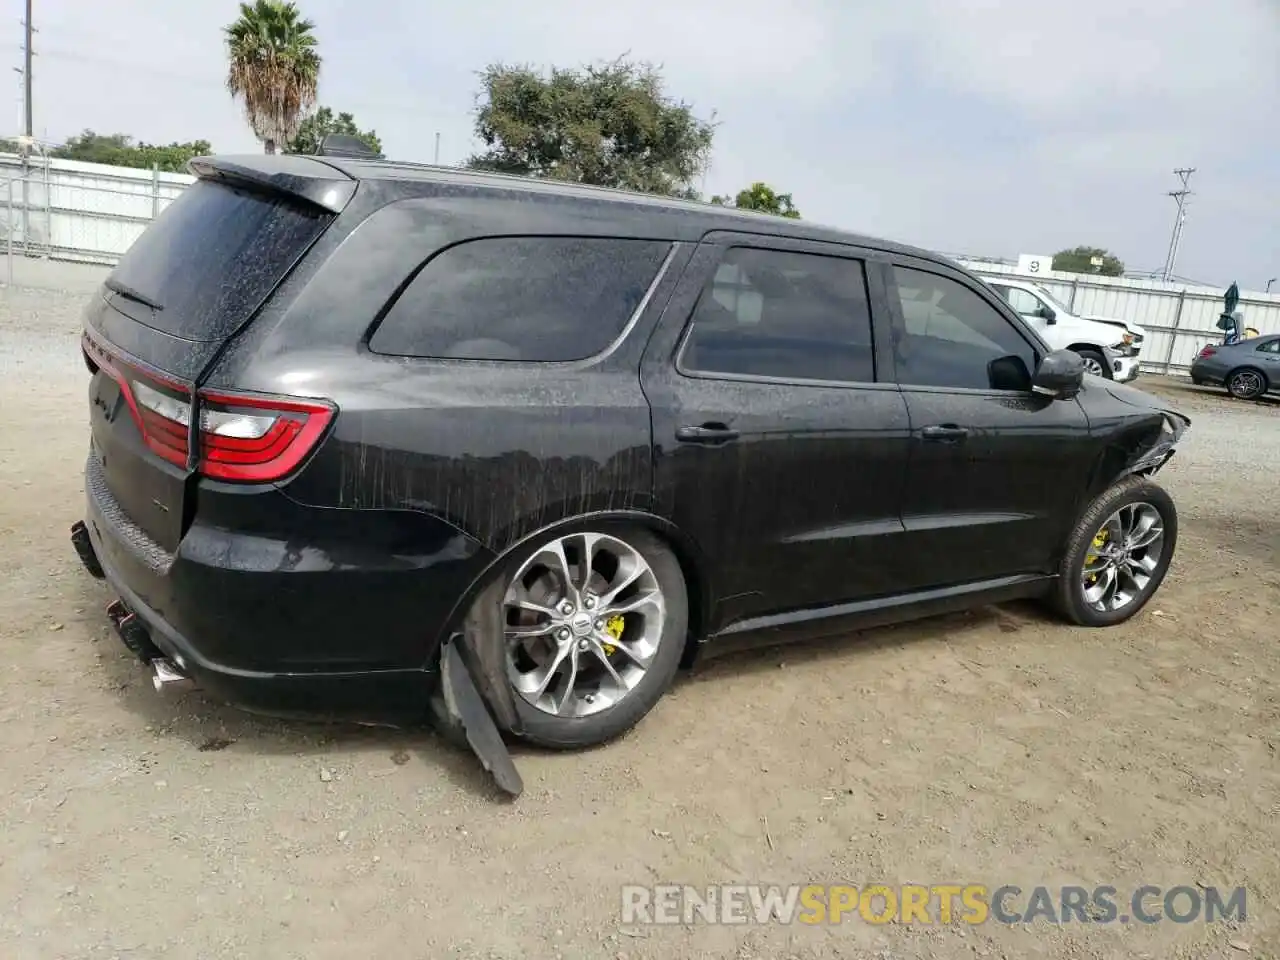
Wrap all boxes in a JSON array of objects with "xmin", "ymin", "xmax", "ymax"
[{"xmin": 72, "ymin": 155, "xmax": 1189, "ymax": 759}]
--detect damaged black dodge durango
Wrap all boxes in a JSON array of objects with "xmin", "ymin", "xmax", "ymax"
[{"xmin": 72, "ymin": 155, "xmax": 1189, "ymax": 782}]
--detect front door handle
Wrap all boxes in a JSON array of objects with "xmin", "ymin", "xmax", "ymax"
[
  {"xmin": 676, "ymin": 423, "xmax": 739, "ymax": 445},
  {"xmin": 920, "ymin": 424, "xmax": 969, "ymax": 442}
]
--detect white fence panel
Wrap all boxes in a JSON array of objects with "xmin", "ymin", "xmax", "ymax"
[
  {"xmin": 960, "ymin": 261, "xmax": 1280, "ymax": 374},
  {"xmin": 0, "ymin": 152, "xmax": 195, "ymax": 265}
]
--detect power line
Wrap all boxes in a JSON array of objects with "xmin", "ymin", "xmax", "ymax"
[{"xmin": 1160, "ymin": 167, "xmax": 1195, "ymax": 282}]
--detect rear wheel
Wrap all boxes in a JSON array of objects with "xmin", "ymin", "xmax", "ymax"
[
  {"xmin": 1052, "ymin": 477, "xmax": 1177, "ymax": 627},
  {"xmin": 498, "ymin": 527, "xmax": 688, "ymax": 749},
  {"xmin": 1075, "ymin": 348, "xmax": 1112, "ymax": 379},
  {"xmin": 1226, "ymin": 367, "xmax": 1267, "ymax": 400}
]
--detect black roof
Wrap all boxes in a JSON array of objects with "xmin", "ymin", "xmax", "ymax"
[{"xmin": 195, "ymin": 153, "xmax": 946, "ymax": 264}]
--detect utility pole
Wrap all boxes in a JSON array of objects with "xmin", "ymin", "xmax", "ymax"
[
  {"xmin": 23, "ymin": 0, "xmax": 32, "ymax": 139},
  {"xmin": 434, "ymin": 132, "xmax": 440, "ymax": 165},
  {"xmin": 1160, "ymin": 167, "xmax": 1195, "ymax": 282},
  {"xmin": 15, "ymin": 0, "xmax": 34, "ymax": 256}
]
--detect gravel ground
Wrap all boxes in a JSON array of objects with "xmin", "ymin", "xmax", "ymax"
[{"xmin": 0, "ymin": 271, "xmax": 1277, "ymax": 960}]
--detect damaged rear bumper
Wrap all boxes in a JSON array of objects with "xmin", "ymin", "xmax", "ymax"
[{"xmin": 70, "ymin": 516, "xmax": 524, "ymax": 797}]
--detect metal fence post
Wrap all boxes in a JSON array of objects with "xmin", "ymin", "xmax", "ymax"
[
  {"xmin": 43, "ymin": 154, "xmax": 51, "ymax": 256},
  {"xmin": 151, "ymin": 163, "xmax": 160, "ymax": 219},
  {"xmin": 1160, "ymin": 289, "xmax": 1187, "ymax": 374},
  {"xmin": 1067, "ymin": 279, "xmax": 1080, "ymax": 311},
  {"xmin": 7, "ymin": 179, "xmax": 13, "ymax": 286}
]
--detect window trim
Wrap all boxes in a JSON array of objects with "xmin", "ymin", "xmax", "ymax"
[
  {"xmin": 1254, "ymin": 338, "xmax": 1280, "ymax": 354},
  {"xmin": 673, "ymin": 243, "xmax": 887, "ymax": 390},
  {"xmin": 366, "ymin": 234, "xmax": 679, "ymax": 366},
  {"xmin": 878, "ymin": 257, "xmax": 1048, "ymax": 397}
]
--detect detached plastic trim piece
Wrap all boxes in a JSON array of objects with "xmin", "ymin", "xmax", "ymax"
[{"xmin": 440, "ymin": 639, "xmax": 524, "ymax": 798}]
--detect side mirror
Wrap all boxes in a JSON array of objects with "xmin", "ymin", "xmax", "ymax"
[
  {"xmin": 1033, "ymin": 349, "xmax": 1085, "ymax": 400},
  {"xmin": 1039, "ymin": 306, "xmax": 1057, "ymax": 324}
]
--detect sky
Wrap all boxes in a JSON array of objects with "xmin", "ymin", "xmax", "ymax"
[{"xmin": 3, "ymin": 0, "xmax": 1278, "ymax": 289}]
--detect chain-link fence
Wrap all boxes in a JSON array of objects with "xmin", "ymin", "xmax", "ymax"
[{"xmin": 0, "ymin": 147, "xmax": 192, "ymax": 279}]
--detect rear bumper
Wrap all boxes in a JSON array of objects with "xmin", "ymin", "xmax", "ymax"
[
  {"xmin": 76, "ymin": 449, "xmax": 492, "ymax": 720},
  {"xmin": 1188, "ymin": 361, "xmax": 1223, "ymax": 385}
]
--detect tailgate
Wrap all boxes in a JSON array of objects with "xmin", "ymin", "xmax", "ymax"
[{"xmin": 81, "ymin": 157, "xmax": 352, "ymax": 553}]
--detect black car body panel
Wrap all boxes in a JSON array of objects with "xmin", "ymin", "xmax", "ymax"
[{"xmin": 73, "ymin": 154, "xmax": 1189, "ymax": 724}]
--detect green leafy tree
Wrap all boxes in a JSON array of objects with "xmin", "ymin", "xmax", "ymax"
[
  {"xmin": 47, "ymin": 130, "xmax": 212, "ymax": 173},
  {"xmin": 287, "ymin": 106, "xmax": 381, "ymax": 155},
  {"xmin": 224, "ymin": 0, "xmax": 321, "ymax": 154},
  {"xmin": 1052, "ymin": 246, "xmax": 1125, "ymax": 277},
  {"xmin": 468, "ymin": 55, "xmax": 716, "ymax": 198},
  {"xmin": 710, "ymin": 181, "xmax": 801, "ymax": 218}
]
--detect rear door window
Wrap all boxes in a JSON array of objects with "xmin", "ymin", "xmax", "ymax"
[
  {"xmin": 679, "ymin": 246, "xmax": 876, "ymax": 383},
  {"xmin": 104, "ymin": 179, "xmax": 331, "ymax": 341},
  {"xmin": 997, "ymin": 286, "xmax": 1045, "ymax": 318},
  {"xmin": 369, "ymin": 236, "xmax": 672, "ymax": 362}
]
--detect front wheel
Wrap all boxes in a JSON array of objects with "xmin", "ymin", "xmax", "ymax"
[
  {"xmin": 496, "ymin": 526, "xmax": 689, "ymax": 749},
  {"xmin": 1051, "ymin": 477, "xmax": 1178, "ymax": 627},
  {"xmin": 1075, "ymin": 348, "xmax": 1112, "ymax": 379}
]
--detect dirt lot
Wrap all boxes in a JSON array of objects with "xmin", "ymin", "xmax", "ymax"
[{"xmin": 1, "ymin": 271, "xmax": 1277, "ymax": 960}]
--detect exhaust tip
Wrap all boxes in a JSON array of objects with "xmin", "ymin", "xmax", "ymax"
[{"xmin": 150, "ymin": 658, "xmax": 195, "ymax": 693}]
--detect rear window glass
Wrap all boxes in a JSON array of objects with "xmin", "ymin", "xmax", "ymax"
[
  {"xmin": 369, "ymin": 236, "xmax": 672, "ymax": 362},
  {"xmin": 105, "ymin": 179, "xmax": 330, "ymax": 342}
]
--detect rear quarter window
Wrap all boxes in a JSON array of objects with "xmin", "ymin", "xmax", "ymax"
[{"xmin": 369, "ymin": 236, "xmax": 672, "ymax": 362}]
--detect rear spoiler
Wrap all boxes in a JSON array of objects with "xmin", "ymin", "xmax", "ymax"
[{"xmin": 186, "ymin": 155, "xmax": 357, "ymax": 214}]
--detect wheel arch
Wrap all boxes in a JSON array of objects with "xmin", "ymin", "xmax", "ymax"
[
  {"xmin": 427, "ymin": 509, "xmax": 713, "ymax": 671},
  {"xmin": 1067, "ymin": 342, "xmax": 1106, "ymax": 356},
  {"xmin": 1075, "ymin": 415, "xmax": 1169, "ymax": 538}
]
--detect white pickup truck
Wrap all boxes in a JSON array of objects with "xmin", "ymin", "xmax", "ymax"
[{"xmin": 984, "ymin": 278, "xmax": 1147, "ymax": 382}]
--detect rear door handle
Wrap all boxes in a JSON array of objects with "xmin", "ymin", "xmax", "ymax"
[
  {"xmin": 676, "ymin": 423, "xmax": 739, "ymax": 445},
  {"xmin": 920, "ymin": 424, "xmax": 969, "ymax": 442}
]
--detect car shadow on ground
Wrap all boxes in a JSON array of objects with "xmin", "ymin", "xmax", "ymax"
[
  {"xmin": 88, "ymin": 582, "xmax": 1048, "ymax": 799},
  {"xmin": 90, "ymin": 637, "xmax": 505, "ymax": 800},
  {"xmin": 1144, "ymin": 378, "xmax": 1280, "ymax": 408},
  {"xmin": 679, "ymin": 599, "xmax": 1048, "ymax": 684}
]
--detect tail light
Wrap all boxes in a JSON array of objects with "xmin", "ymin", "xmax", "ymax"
[
  {"xmin": 84, "ymin": 333, "xmax": 335, "ymax": 483},
  {"xmin": 196, "ymin": 389, "xmax": 335, "ymax": 482},
  {"xmin": 1198, "ymin": 345, "xmax": 1217, "ymax": 358}
]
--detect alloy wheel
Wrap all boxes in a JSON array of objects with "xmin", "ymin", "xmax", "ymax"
[
  {"xmin": 1080, "ymin": 502, "xmax": 1166, "ymax": 613},
  {"xmin": 1228, "ymin": 370, "xmax": 1264, "ymax": 399},
  {"xmin": 1081, "ymin": 356, "xmax": 1106, "ymax": 377},
  {"xmin": 503, "ymin": 532, "xmax": 666, "ymax": 718}
]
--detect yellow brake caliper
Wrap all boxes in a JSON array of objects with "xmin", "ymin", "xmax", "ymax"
[
  {"xmin": 1086, "ymin": 529, "xmax": 1109, "ymax": 582},
  {"xmin": 602, "ymin": 614, "xmax": 626, "ymax": 656}
]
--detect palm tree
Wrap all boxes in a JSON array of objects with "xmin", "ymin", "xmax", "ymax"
[{"xmin": 224, "ymin": 0, "xmax": 321, "ymax": 154}]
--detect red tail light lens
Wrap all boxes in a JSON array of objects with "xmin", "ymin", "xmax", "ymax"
[
  {"xmin": 133, "ymin": 379, "xmax": 193, "ymax": 467},
  {"xmin": 1198, "ymin": 346, "xmax": 1217, "ymax": 358},
  {"xmin": 84, "ymin": 333, "xmax": 335, "ymax": 483},
  {"xmin": 197, "ymin": 389, "xmax": 335, "ymax": 482}
]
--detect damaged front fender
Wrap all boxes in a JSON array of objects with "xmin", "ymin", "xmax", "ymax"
[{"xmin": 1120, "ymin": 410, "xmax": 1191, "ymax": 479}]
